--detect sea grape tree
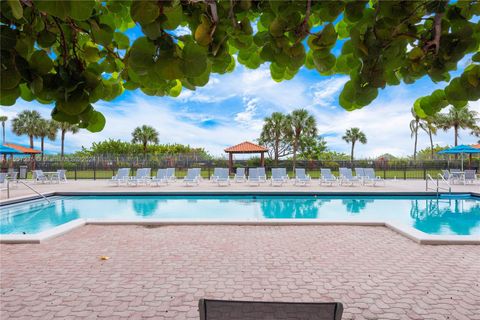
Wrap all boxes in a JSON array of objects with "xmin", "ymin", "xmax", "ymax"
[{"xmin": 1, "ymin": 0, "xmax": 479, "ymax": 132}]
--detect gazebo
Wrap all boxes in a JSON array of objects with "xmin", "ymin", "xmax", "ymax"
[
  {"xmin": 2, "ymin": 143, "xmax": 41, "ymax": 169},
  {"xmin": 224, "ymin": 141, "xmax": 268, "ymax": 173}
]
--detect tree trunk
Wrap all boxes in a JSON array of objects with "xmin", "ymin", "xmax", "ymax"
[
  {"xmin": 429, "ymin": 129, "xmax": 434, "ymax": 160},
  {"xmin": 454, "ymin": 125, "xmax": 458, "ymax": 160},
  {"xmin": 29, "ymin": 135, "xmax": 34, "ymax": 148},
  {"xmin": 2, "ymin": 123, "xmax": 5, "ymax": 144},
  {"xmin": 41, "ymin": 137, "xmax": 45, "ymax": 162},
  {"xmin": 274, "ymin": 138, "xmax": 279, "ymax": 166},
  {"xmin": 143, "ymin": 142, "xmax": 147, "ymax": 155},
  {"xmin": 61, "ymin": 130, "xmax": 65, "ymax": 160},
  {"xmin": 350, "ymin": 141, "xmax": 355, "ymax": 163},
  {"xmin": 292, "ymin": 140, "xmax": 298, "ymax": 171},
  {"xmin": 413, "ymin": 123, "xmax": 418, "ymax": 161},
  {"xmin": 454, "ymin": 125, "xmax": 458, "ymax": 146}
]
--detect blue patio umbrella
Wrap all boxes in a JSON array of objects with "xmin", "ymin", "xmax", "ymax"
[{"xmin": 438, "ymin": 145, "xmax": 480, "ymax": 170}]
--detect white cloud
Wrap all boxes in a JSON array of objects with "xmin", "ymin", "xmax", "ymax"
[
  {"xmin": 234, "ymin": 97, "xmax": 263, "ymax": 131},
  {"xmin": 311, "ymin": 77, "xmax": 348, "ymax": 108}
]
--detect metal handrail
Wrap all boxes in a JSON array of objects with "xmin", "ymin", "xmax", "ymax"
[
  {"xmin": 426, "ymin": 174, "xmax": 451, "ymax": 194},
  {"xmin": 17, "ymin": 180, "xmax": 51, "ymax": 204},
  {"xmin": 437, "ymin": 173, "xmax": 451, "ymax": 185}
]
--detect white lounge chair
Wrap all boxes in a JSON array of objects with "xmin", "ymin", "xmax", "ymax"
[
  {"xmin": 363, "ymin": 168, "xmax": 385, "ymax": 186},
  {"xmin": 216, "ymin": 168, "xmax": 230, "ymax": 186},
  {"xmin": 184, "ymin": 168, "xmax": 200, "ymax": 186},
  {"xmin": 234, "ymin": 168, "xmax": 246, "ymax": 183},
  {"xmin": 464, "ymin": 170, "xmax": 478, "ymax": 184},
  {"xmin": 278, "ymin": 168, "xmax": 289, "ymax": 182},
  {"xmin": 354, "ymin": 168, "xmax": 365, "ymax": 184},
  {"xmin": 320, "ymin": 168, "xmax": 337, "ymax": 186},
  {"xmin": 294, "ymin": 168, "xmax": 311, "ymax": 186},
  {"xmin": 33, "ymin": 170, "xmax": 49, "ymax": 184},
  {"xmin": 191, "ymin": 168, "xmax": 202, "ymax": 181},
  {"xmin": 257, "ymin": 167, "xmax": 267, "ymax": 183},
  {"xmin": 248, "ymin": 168, "xmax": 261, "ymax": 186},
  {"xmin": 166, "ymin": 168, "xmax": 176, "ymax": 182},
  {"xmin": 127, "ymin": 168, "xmax": 148, "ymax": 186},
  {"xmin": 109, "ymin": 168, "xmax": 130, "ymax": 186},
  {"xmin": 339, "ymin": 168, "xmax": 361, "ymax": 186},
  {"xmin": 151, "ymin": 169, "xmax": 168, "ymax": 186},
  {"xmin": 210, "ymin": 168, "xmax": 223, "ymax": 183},
  {"xmin": 270, "ymin": 168, "xmax": 285, "ymax": 186}
]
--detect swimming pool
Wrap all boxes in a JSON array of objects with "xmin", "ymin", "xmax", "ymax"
[{"xmin": 1, "ymin": 194, "xmax": 479, "ymax": 236}]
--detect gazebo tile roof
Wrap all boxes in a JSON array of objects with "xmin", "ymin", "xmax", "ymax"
[{"xmin": 224, "ymin": 141, "xmax": 268, "ymax": 153}]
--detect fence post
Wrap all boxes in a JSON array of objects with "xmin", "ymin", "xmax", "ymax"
[
  {"xmin": 93, "ymin": 162, "xmax": 96, "ymax": 180},
  {"xmin": 74, "ymin": 166, "xmax": 77, "ymax": 181},
  {"xmin": 423, "ymin": 167, "xmax": 426, "ymax": 180},
  {"xmin": 404, "ymin": 165, "xmax": 407, "ymax": 180}
]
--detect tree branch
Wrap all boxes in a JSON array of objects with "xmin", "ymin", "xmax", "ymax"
[
  {"xmin": 52, "ymin": 17, "xmax": 67, "ymax": 64},
  {"xmin": 423, "ymin": 12, "xmax": 444, "ymax": 54},
  {"xmin": 229, "ymin": 0, "xmax": 239, "ymax": 28}
]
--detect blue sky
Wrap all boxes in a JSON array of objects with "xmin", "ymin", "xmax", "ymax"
[{"xmin": 1, "ymin": 25, "xmax": 479, "ymax": 158}]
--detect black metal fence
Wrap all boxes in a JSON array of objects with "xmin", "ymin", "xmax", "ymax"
[{"xmin": 3, "ymin": 158, "xmax": 478, "ymax": 180}]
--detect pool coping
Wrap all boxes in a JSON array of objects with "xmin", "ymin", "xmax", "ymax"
[{"xmin": 1, "ymin": 191, "xmax": 479, "ymax": 245}]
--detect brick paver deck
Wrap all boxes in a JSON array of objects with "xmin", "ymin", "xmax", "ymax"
[{"xmin": 1, "ymin": 225, "xmax": 479, "ymax": 319}]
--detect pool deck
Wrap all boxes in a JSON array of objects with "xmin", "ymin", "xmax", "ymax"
[{"xmin": 1, "ymin": 225, "xmax": 479, "ymax": 319}]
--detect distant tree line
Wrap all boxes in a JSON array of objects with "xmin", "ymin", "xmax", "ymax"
[
  {"xmin": 258, "ymin": 109, "xmax": 367, "ymax": 166},
  {"xmin": 74, "ymin": 125, "xmax": 209, "ymax": 158}
]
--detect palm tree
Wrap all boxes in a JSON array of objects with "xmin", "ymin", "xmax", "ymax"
[
  {"xmin": 436, "ymin": 106, "xmax": 479, "ymax": 146},
  {"xmin": 285, "ymin": 109, "xmax": 317, "ymax": 170},
  {"xmin": 420, "ymin": 116, "xmax": 439, "ymax": 160},
  {"xmin": 342, "ymin": 127, "xmax": 367, "ymax": 162},
  {"xmin": 410, "ymin": 109, "xmax": 421, "ymax": 161},
  {"xmin": 258, "ymin": 112, "xmax": 291, "ymax": 165},
  {"xmin": 36, "ymin": 120, "xmax": 58, "ymax": 161},
  {"xmin": 0, "ymin": 115, "xmax": 8, "ymax": 144},
  {"xmin": 57, "ymin": 122, "xmax": 79, "ymax": 160},
  {"xmin": 131, "ymin": 125, "xmax": 159, "ymax": 154},
  {"xmin": 11, "ymin": 110, "xmax": 42, "ymax": 148}
]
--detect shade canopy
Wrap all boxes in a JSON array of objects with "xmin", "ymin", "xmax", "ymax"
[
  {"xmin": 224, "ymin": 141, "xmax": 268, "ymax": 173},
  {"xmin": 0, "ymin": 145, "xmax": 24, "ymax": 155},
  {"xmin": 224, "ymin": 141, "xmax": 268, "ymax": 154},
  {"xmin": 3, "ymin": 143, "xmax": 41, "ymax": 154},
  {"xmin": 438, "ymin": 145, "xmax": 480, "ymax": 154},
  {"xmin": 437, "ymin": 144, "xmax": 480, "ymax": 171}
]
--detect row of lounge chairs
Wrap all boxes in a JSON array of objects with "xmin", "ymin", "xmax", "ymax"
[{"xmin": 109, "ymin": 167, "xmax": 385, "ymax": 187}]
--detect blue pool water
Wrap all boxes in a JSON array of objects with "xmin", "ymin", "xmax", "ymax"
[{"xmin": 1, "ymin": 195, "xmax": 479, "ymax": 236}]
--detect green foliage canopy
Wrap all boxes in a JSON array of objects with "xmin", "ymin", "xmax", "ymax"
[{"xmin": 1, "ymin": 0, "xmax": 479, "ymax": 131}]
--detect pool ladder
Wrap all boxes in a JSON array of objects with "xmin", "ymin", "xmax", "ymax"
[{"xmin": 426, "ymin": 173, "xmax": 451, "ymax": 195}]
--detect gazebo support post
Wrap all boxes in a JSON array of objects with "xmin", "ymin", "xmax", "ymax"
[
  {"xmin": 228, "ymin": 153, "xmax": 233, "ymax": 174},
  {"xmin": 260, "ymin": 152, "xmax": 265, "ymax": 167}
]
